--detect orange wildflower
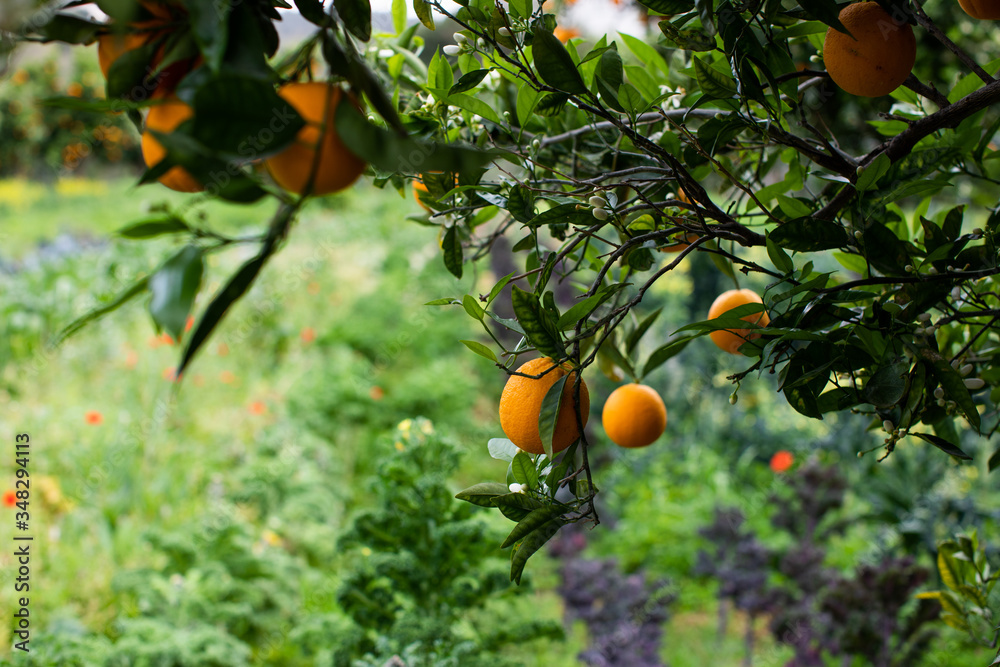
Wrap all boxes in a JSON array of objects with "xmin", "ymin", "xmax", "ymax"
[
  {"xmin": 2, "ymin": 491, "xmax": 15, "ymax": 507},
  {"xmin": 770, "ymin": 450, "xmax": 795, "ymax": 473},
  {"xmin": 248, "ymin": 401, "xmax": 267, "ymax": 415},
  {"xmin": 300, "ymin": 327, "xmax": 316, "ymax": 344},
  {"xmin": 84, "ymin": 410, "xmax": 104, "ymax": 425}
]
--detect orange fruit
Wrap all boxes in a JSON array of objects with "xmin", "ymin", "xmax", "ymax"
[
  {"xmin": 264, "ymin": 82, "xmax": 367, "ymax": 196},
  {"xmin": 959, "ymin": 0, "xmax": 1000, "ymax": 18},
  {"xmin": 823, "ymin": 2, "xmax": 916, "ymax": 97},
  {"xmin": 706, "ymin": 288, "xmax": 770, "ymax": 355},
  {"xmin": 602, "ymin": 384, "xmax": 667, "ymax": 448},
  {"xmin": 499, "ymin": 357, "xmax": 590, "ymax": 455},
  {"xmin": 141, "ymin": 97, "xmax": 204, "ymax": 192},
  {"xmin": 413, "ymin": 178, "xmax": 431, "ymax": 211},
  {"xmin": 553, "ymin": 26, "xmax": 580, "ymax": 42}
]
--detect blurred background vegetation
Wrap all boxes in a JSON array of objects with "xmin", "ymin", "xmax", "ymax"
[{"xmin": 1, "ymin": 36, "xmax": 999, "ymax": 667}]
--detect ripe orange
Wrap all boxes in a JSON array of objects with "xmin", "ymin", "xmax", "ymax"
[
  {"xmin": 959, "ymin": 0, "xmax": 1000, "ymax": 18},
  {"xmin": 141, "ymin": 97, "xmax": 204, "ymax": 193},
  {"xmin": 823, "ymin": 2, "xmax": 916, "ymax": 97},
  {"xmin": 264, "ymin": 82, "xmax": 367, "ymax": 196},
  {"xmin": 602, "ymin": 384, "xmax": 667, "ymax": 448},
  {"xmin": 499, "ymin": 357, "xmax": 590, "ymax": 455},
  {"xmin": 706, "ymin": 288, "xmax": 770, "ymax": 355},
  {"xmin": 554, "ymin": 26, "xmax": 580, "ymax": 42}
]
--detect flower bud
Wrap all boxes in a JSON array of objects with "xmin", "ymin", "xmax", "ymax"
[
  {"xmin": 951, "ymin": 286, "xmax": 962, "ymax": 300},
  {"xmin": 508, "ymin": 482, "xmax": 523, "ymax": 493},
  {"xmin": 498, "ymin": 27, "xmax": 512, "ymax": 37},
  {"xmin": 905, "ymin": 264, "xmax": 914, "ymax": 273},
  {"xmin": 454, "ymin": 33, "xmax": 467, "ymax": 43},
  {"xmin": 960, "ymin": 364, "xmax": 973, "ymax": 377},
  {"xmin": 443, "ymin": 45, "xmax": 461, "ymax": 56},
  {"xmin": 964, "ymin": 378, "xmax": 985, "ymax": 391},
  {"xmin": 883, "ymin": 419, "xmax": 894, "ymax": 433},
  {"xmin": 934, "ymin": 387, "xmax": 944, "ymax": 399},
  {"xmin": 729, "ymin": 392, "xmax": 738, "ymax": 405},
  {"xmin": 928, "ymin": 266, "xmax": 939, "ymax": 275},
  {"xmin": 592, "ymin": 208, "xmax": 609, "ymax": 221},
  {"xmin": 589, "ymin": 196, "xmax": 607, "ymax": 208},
  {"xmin": 477, "ymin": 38, "xmax": 487, "ymax": 50},
  {"xmin": 917, "ymin": 312, "xmax": 931, "ymax": 322}
]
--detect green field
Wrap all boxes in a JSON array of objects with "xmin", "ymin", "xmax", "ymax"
[{"xmin": 0, "ymin": 177, "xmax": 996, "ymax": 666}]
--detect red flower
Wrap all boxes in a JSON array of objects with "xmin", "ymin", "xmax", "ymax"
[
  {"xmin": 2, "ymin": 491, "xmax": 16, "ymax": 507},
  {"xmin": 85, "ymin": 410, "xmax": 104, "ymax": 425},
  {"xmin": 770, "ymin": 450, "xmax": 795, "ymax": 473}
]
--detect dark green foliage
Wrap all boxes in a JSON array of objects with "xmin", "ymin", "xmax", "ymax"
[{"xmin": 337, "ymin": 418, "xmax": 563, "ymax": 663}]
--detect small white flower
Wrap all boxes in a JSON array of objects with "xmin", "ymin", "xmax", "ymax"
[
  {"xmin": 443, "ymin": 45, "xmax": 462, "ymax": 57},
  {"xmin": 508, "ymin": 482, "xmax": 523, "ymax": 493}
]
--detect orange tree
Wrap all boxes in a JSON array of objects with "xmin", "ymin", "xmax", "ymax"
[{"xmin": 8, "ymin": 0, "xmax": 1000, "ymax": 581}]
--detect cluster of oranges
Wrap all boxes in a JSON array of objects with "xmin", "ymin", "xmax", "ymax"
[
  {"xmin": 824, "ymin": 0, "xmax": 1000, "ymax": 98},
  {"xmin": 497, "ymin": 288, "xmax": 769, "ymax": 454},
  {"xmin": 96, "ymin": 1, "xmax": 366, "ymax": 196}
]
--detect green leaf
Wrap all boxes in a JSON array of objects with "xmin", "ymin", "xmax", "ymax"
[
  {"xmin": 694, "ymin": 0, "xmax": 716, "ymax": 36},
  {"xmin": 487, "ymin": 273, "xmax": 515, "ymax": 306},
  {"xmin": 511, "ymin": 286, "xmax": 566, "ymax": 358},
  {"xmin": 556, "ymin": 283, "xmax": 627, "ymax": 330},
  {"xmin": 149, "ymin": 246, "xmax": 204, "ymax": 341},
  {"xmin": 799, "ymin": 0, "xmax": 850, "ymax": 34},
  {"xmin": 694, "ymin": 57, "xmax": 737, "ymax": 98},
  {"xmin": 863, "ymin": 361, "xmax": 907, "ymax": 408},
  {"xmin": 989, "ymin": 447, "xmax": 1000, "ymax": 473},
  {"xmin": 510, "ymin": 517, "xmax": 563, "ymax": 584},
  {"xmin": 855, "ymin": 153, "xmax": 891, "ymax": 192},
  {"xmin": 116, "ymin": 217, "xmax": 190, "ymax": 239},
  {"xmin": 186, "ymin": 0, "xmax": 231, "ymax": 70},
  {"xmin": 191, "ymin": 74, "xmax": 305, "ymax": 155},
  {"xmin": 392, "ymin": 0, "xmax": 407, "ymax": 34},
  {"xmin": 528, "ymin": 203, "xmax": 592, "ymax": 229},
  {"xmin": 460, "ymin": 339, "xmax": 497, "ymax": 362},
  {"xmin": 488, "ymin": 438, "xmax": 520, "ymax": 462},
  {"xmin": 766, "ymin": 233, "xmax": 794, "ymax": 273},
  {"xmin": 462, "ymin": 294, "xmax": 485, "ymax": 320},
  {"xmin": 413, "ymin": 0, "xmax": 435, "ymax": 30},
  {"xmin": 920, "ymin": 348, "xmax": 981, "ymax": 432},
  {"xmin": 32, "ymin": 15, "xmax": 103, "ymax": 44},
  {"xmin": 295, "ymin": 0, "xmax": 328, "ymax": 24},
  {"xmin": 176, "ymin": 230, "xmax": 278, "ymax": 378},
  {"xmin": 596, "ymin": 48, "xmax": 625, "ymax": 112},
  {"xmin": 442, "ymin": 226, "xmax": 463, "ymax": 279},
  {"xmin": 627, "ymin": 308, "xmax": 662, "ymax": 354},
  {"xmin": 510, "ymin": 0, "xmax": 533, "ymax": 17},
  {"xmin": 511, "ymin": 451, "xmax": 539, "ymax": 489},
  {"xmin": 538, "ymin": 374, "xmax": 568, "ymax": 459},
  {"xmin": 449, "ymin": 68, "xmax": 490, "ymax": 95},
  {"xmin": 55, "ymin": 276, "xmax": 150, "ymax": 345},
  {"xmin": 455, "ymin": 482, "xmax": 511, "ymax": 507},
  {"xmin": 516, "ymin": 86, "xmax": 542, "ymax": 125},
  {"xmin": 335, "ymin": 0, "xmax": 372, "ymax": 41},
  {"xmin": 642, "ymin": 337, "xmax": 693, "ymax": 377},
  {"xmin": 335, "ymin": 101, "xmax": 494, "ymax": 174},
  {"xmin": 532, "ymin": 29, "xmax": 588, "ymax": 94},
  {"xmin": 637, "ymin": 0, "xmax": 694, "ymax": 13},
  {"xmin": 911, "ymin": 432, "xmax": 972, "ymax": 460},
  {"xmin": 771, "ymin": 218, "xmax": 849, "ymax": 252},
  {"xmin": 447, "ymin": 92, "xmax": 504, "ymax": 125},
  {"xmin": 502, "ymin": 505, "xmax": 564, "ymax": 548}
]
